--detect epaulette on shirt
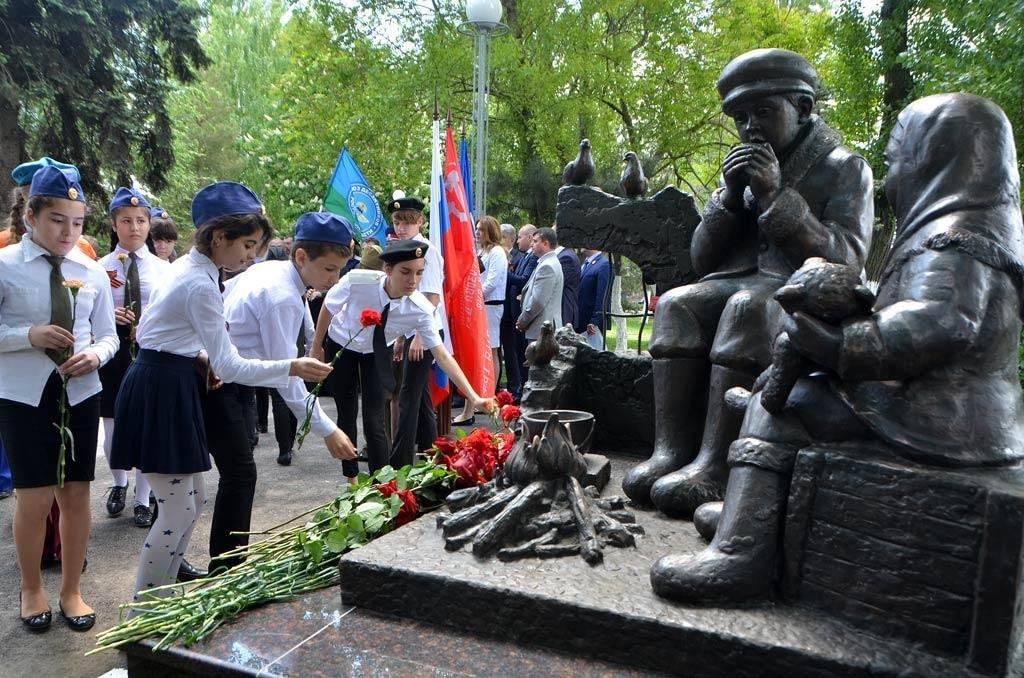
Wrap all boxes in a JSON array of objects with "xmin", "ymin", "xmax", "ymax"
[{"xmin": 347, "ymin": 269, "xmax": 386, "ymax": 286}]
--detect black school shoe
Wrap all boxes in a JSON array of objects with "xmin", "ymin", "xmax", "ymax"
[
  {"xmin": 133, "ymin": 504, "xmax": 154, "ymax": 528},
  {"xmin": 58, "ymin": 602, "xmax": 95, "ymax": 632},
  {"xmin": 105, "ymin": 483, "xmax": 128, "ymax": 517},
  {"xmin": 277, "ymin": 450, "xmax": 293, "ymax": 466},
  {"xmin": 177, "ymin": 559, "xmax": 208, "ymax": 583}
]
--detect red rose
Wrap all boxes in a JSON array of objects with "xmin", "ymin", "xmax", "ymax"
[
  {"xmin": 495, "ymin": 390, "xmax": 514, "ymax": 407},
  {"xmin": 433, "ymin": 437, "xmax": 457, "ymax": 457},
  {"xmin": 500, "ymin": 405, "xmax": 522, "ymax": 423},
  {"xmin": 376, "ymin": 479, "xmax": 398, "ymax": 497},
  {"xmin": 395, "ymin": 489, "xmax": 419, "ymax": 526},
  {"xmin": 360, "ymin": 309, "xmax": 383, "ymax": 327}
]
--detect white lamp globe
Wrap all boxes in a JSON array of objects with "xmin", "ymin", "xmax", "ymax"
[{"xmin": 466, "ymin": 0, "xmax": 502, "ymax": 25}]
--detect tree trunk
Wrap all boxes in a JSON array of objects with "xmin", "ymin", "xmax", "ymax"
[
  {"xmin": 864, "ymin": 0, "xmax": 914, "ymax": 282},
  {"xmin": 0, "ymin": 92, "xmax": 26, "ymax": 221}
]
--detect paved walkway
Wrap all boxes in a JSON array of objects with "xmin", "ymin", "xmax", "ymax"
[{"xmin": 0, "ymin": 399, "xmax": 358, "ymax": 677}]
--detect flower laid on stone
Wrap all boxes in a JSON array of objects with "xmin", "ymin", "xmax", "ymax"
[
  {"xmin": 495, "ymin": 389, "xmax": 514, "ymax": 407},
  {"xmin": 432, "ymin": 427, "xmax": 515, "ymax": 488},
  {"xmin": 90, "ymin": 460, "xmax": 460, "ymax": 655},
  {"xmin": 55, "ymin": 280, "xmax": 86, "ymax": 486},
  {"xmin": 296, "ymin": 308, "xmax": 378, "ymax": 449}
]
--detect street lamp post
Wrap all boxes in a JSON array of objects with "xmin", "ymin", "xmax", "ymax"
[{"xmin": 460, "ymin": 0, "xmax": 508, "ymax": 220}]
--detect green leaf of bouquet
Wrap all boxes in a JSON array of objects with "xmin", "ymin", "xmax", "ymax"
[
  {"xmin": 374, "ymin": 465, "xmax": 396, "ymax": 483},
  {"xmin": 354, "ymin": 501, "xmax": 385, "ymax": 516},
  {"xmin": 346, "ymin": 513, "xmax": 365, "ymax": 534},
  {"xmin": 395, "ymin": 466, "xmax": 410, "ymax": 491},
  {"xmin": 325, "ymin": 526, "xmax": 348, "ymax": 553},
  {"xmin": 352, "ymin": 485, "xmax": 372, "ymax": 503}
]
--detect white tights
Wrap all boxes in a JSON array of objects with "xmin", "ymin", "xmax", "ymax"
[
  {"xmin": 132, "ymin": 472, "xmax": 206, "ymax": 600},
  {"xmin": 102, "ymin": 418, "xmax": 151, "ymax": 507}
]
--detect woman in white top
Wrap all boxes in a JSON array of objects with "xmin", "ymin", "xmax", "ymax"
[
  {"xmin": 0, "ymin": 167, "xmax": 119, "ymax": 632},
  {"xmin": 453, "ymin": 216, "xmax": 507, "ymax": 425},
  {"xmin": 109, "ymin": 181, "xmax": 332, "ymax": 601}
]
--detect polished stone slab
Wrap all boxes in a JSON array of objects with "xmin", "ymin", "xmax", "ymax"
[
  {"xmin": 124, "ymin": 588, "xmax": 652, "ymax": 676},
  {"xmin": 340, "ymin": 455, "xmax": 981, "ymax": 677}
]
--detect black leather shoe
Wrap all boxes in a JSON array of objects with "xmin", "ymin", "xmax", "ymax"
[
  {"xmin": 176, "ymin": 559, "xmax": 208, "ymax": 583},
  {"xmin": 20, "ymin": 593, "xmax": 51, "ymax": 633},
  {"xmin": 277, "ymin": 450, "xmax": 293, "ymax": 466},
  {"xmin": 105, "ymin": 483, "xmax": 128, "ymax": 517},
  {"xmin": 133, "ymin": 504, "xmax": 154, "ymax": 527},
  {"xmin": 58, "ymin": 603, "xmax": 95, "ymax": 632},
  {"xmin": 451, "ymin": 416, "xmax": 476, "ymax": 427}
]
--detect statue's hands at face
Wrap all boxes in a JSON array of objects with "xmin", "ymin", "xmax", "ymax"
[
  {"xmin": 783, "ymin": 311, "xmax": 841, "ymax": 371},
  {"xmin": 721, "ymin": 145, "xmax": 753, "ymax": 209},
  {"xmin": 743, "ymin": 143, "xmax": 782, "ymax": 204}
]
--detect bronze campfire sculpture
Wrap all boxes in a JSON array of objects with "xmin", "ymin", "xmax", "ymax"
[
  {"xmin": 622, "ymin": 48, "xmax": 875, "ymax": 519},
  {"xmin": 652, "ymin": 92, "xmax": 1024, "ymax": 604},
  {"xmin": 438, "ymin": 412, "xmax": 642, "ymax": 564}
]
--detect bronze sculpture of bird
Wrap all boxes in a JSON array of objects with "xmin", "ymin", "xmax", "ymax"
[
  {"xmin": 524, "ymin": 320, "xmax": 559, "ymax": 367},
  {"xmin": 619, "ymin": 151, "xmax": 648, "ymax": 198},
  {"xmin": 562, "ymin": 139, "xmax": 595, "ymax": 186}
]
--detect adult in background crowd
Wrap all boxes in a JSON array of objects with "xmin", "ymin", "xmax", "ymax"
[
  {"xmin": 499, "ymin": 223, "xmax": 523, "ymax": 398},
  {"xmin": 553, "ymin": 225, "xmax": 580, "ymax": 330},
  {"xmin": 576, "ymin": 248, "xmax": 612, "ymax": 349},
  {"xmin": 516, "ymin": 227, "xmax": 563, "ymax": 341},
  {"xmin": 505, "ymin": 224, "xmax": 537, "ymax": 401}
]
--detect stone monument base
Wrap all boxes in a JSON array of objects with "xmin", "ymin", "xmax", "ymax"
[{"xmin": 339, "ymin": 455, "xmax": 980, "ymax": 677}]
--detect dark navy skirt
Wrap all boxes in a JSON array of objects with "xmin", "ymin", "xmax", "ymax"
[
  {"xmin": 98, "ymin": 324, "xmax": 133, "ymax": 418},
  {"xmin": 0, "ymin": 372, "xmax": 100, "ymax": 488},
  {"xmin": 110, "ymin": 349, "xmax": 212, "ymax": 475}
]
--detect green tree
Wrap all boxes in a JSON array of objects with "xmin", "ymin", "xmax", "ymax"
[{"xmin": 0, "ymin": 0, "xmax": 208, "ymax": 216}]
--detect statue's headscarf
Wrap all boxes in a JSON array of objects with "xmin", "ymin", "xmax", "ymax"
[{"xmin": 883, "ymin": 93, "xmax": 1024, "ymax": 278}]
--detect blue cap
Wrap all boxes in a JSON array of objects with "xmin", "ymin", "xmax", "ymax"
[
  {"xmin": 191, "ymin": 181, "xmax": 265, "ymax": 228},
  {"xmin": 150, "ymin": 206, "xmax": 172, "ymax": 220},
  {"xmin": 29, "ymin": 166, "xmax": 86, "ymax": 203},
  {"xmin": 293, "ymin": 212, "xmax": 354, "ymax": 247},
  {"xmin": 108, "ymin": 187, "xmax": 151, "ymax": 215},
  {"xmin": 11, "ymin": 157, "xmax": 80, "ymax": 187}
]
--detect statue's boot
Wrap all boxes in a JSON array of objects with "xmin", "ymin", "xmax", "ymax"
[
  {"xmin": 692, "ymin": 501, "xmax": 723, "ymax": 542},
  {"xmin": 622, "ymin": 358, "xmax": 708, "ymax": 505},
  {"xmin": 650, "ymin": 365, "xmax": 754, "ymax": 517},
  {"xmin": 650, "ymin": 464, "xmax": 786, "ymax": 603}
]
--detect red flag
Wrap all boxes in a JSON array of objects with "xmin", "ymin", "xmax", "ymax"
[{"xmin": 442, "ymin": 126, "xmax": 495, "ymax": 397}]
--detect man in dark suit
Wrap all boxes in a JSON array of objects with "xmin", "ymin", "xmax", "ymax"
[
  {"xmin": 576, "ymin": 248, "xmax": 612, "ymax": 349},
  {"xmin": 554, "ymin": 234, "xmax": 581, "ymax": 330},
  {"xmin": 505, "ymin": 224, "xmax": 537, "ymax": 399}
]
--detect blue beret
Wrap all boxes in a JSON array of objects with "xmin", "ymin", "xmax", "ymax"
[
  {"xmin": 381, "ymin": 238, "xmax": 429, "ymax": 264},
  {"xmin": 109, "ymin": 187, "xmax": 151, "ymax": 215},
  {"xmin": 29, "ymin": 166, "xmax": 86, "ymax": 203},
  {"xmin": 294, "ymin": 212, "xmax": 354, "ymax": 247},
  {"xmin": 11, "ymin": 157, "xmax": 80, "ymax": 187},
  {"xmin": 191, "ymin": 181, "xmax": 265, "ymax": 228},
  {"xmin": 150, "ymin": 206, "xmax": 172, "ymax": 220}
]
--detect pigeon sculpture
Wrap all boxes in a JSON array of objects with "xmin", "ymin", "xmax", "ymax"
[
  {"xmin": 524, "ymin": 320, "xmax": 559, "ymax": 367},
  {"xmin": 620, "ymin": 151, "xmax": 648, "ymax": 198},
  {"xmin": 562, "ymin": 139, "xmax": 595, "ymax": 186}
]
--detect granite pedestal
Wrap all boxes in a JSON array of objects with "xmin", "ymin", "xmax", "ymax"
[{"xmin": 339, "ymin": 455, "xmax": 982, "ymax": 677}]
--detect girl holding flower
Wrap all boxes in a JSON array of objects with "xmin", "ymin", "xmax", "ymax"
[
  {"xmin": 97, "ymin": 188, "xmax": 170, "ymax": 528},
  {"xmin": 109, "ymin": 182, "xmax": 334, "ymax": 600},
  {"xmin": 0, "ymin": 166, "xmax": 119, "ymax": 632}
]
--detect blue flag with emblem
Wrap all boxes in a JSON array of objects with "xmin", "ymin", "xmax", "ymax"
[
  {"xmin": 459, "ymin": 134, "xmax": 474, "ymax": 218},
  {"xmin": 323, "ymin": 148, "xmax": 389, "ymax": 244}
]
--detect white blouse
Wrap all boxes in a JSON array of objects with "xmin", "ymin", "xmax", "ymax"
[
  {"xmin": 480, "ymin": 245, "xmax": 508, "ymax": 302},
  {"xmin": 324, "ymin": 269, "xmax": 442, "ymax": 354},
  {"xmin": 223, "ymin": 261, "xmax": 337, "ymax": 438},
  {"xmin": 98, "ymin": 244, "xmax": 171, "ymax": 310},
  {"xmin": 136, "ymin": 249, "xmax": 291, "ymax": 388},
  {"xmin": 0, "ymin": 236, "xmax": 119, "ymax": 406}
]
